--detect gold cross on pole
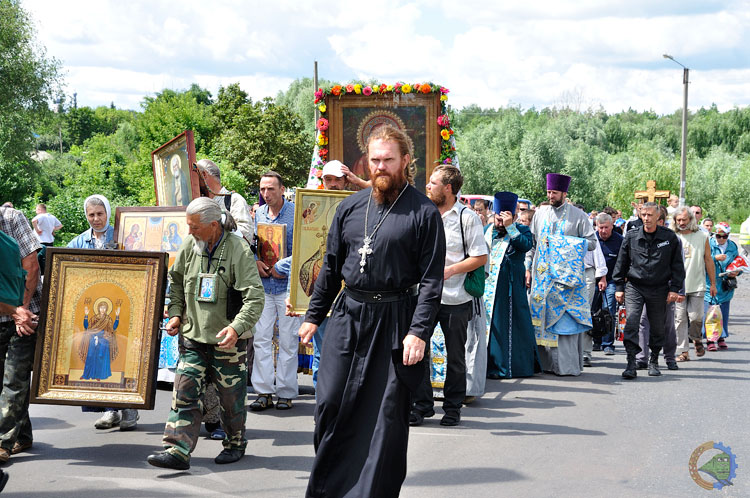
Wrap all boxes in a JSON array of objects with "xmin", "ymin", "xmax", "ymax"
[{"xmin": 634, "ymin": 180, "xmax": 670, "ymax": 203}]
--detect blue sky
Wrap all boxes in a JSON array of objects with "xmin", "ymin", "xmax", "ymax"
[{"xmin": 23, "ymin": 0, "xmax": 750, "ymax": 114}]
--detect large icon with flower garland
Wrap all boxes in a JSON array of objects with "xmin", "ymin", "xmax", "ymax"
[{"xmin": 306, "ymin": 82, "xmax": 456, "ymax": 193}]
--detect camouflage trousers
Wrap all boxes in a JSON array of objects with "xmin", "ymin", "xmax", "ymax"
[
  {"xmin": 163, "ymin": 336, "xmax": 248, "ymax": 462},
  {"xmin": 0, "ymin": 321, "xmax": 36, "ymax": 450}
]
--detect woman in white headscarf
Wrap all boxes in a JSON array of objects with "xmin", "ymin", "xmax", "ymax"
[
  {"xmin": 67, "ymin": 194, "xmax": 138, "ymax": 430},
  {"xmin": 67, "ymin": 195, "xmax": 115, "ymax": 249}
]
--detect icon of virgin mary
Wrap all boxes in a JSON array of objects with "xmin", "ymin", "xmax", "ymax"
[{"xmin": 79, "ymin": 297, "xmax": 120, "ymax": 381}]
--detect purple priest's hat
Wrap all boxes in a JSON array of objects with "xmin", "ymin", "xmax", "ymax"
[
  {"xmin": 494, "ymin": 191, "xmax": 519, "ymax": 215},
  {"xmin": 546, "ymin": 173, "xmax": 571, "ymax": 192}
]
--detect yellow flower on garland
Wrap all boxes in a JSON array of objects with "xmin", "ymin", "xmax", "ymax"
[
  {"xmin": 402, "ymin": 84, "xmax": 412, "ymax": 93},
  {"xmin": 373, "ymin": 85, "xmax": 379, "ymax": 94},
  {"xmin": 386, "ymin": 85, "xmax": 394, "ymax": 92},
  {"xmin": 440, "ymin": 95, "xmax": 448, "ymax": 101},
  {"xmin": 354, "ymin": 84, "xmax": 362, "ymax": 94},
  {"xmin": 441, "ymin": 129, "xmax": 450, "ymax": 140},
  {"xmin": 318, "ymin": 104, "xmax": 327, "ymax": 113},
  {"xmin": 318, "ymin": 135, "xmax": 329, "ymax": 146}
]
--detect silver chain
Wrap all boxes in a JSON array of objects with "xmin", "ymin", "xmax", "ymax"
[{"xmin": 359, "ymin": 184, "xmax": 409, "ymax": 273}]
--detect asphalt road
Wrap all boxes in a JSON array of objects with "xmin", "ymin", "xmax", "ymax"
[{"xmin": 4, "ymin": 285, "xmax": 748, "ymax": 497}]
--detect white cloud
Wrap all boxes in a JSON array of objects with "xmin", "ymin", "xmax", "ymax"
[{"xmin": 20, "ymin": 0, "xmax": 750, "ymax": 114}]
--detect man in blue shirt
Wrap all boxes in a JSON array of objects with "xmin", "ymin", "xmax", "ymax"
[
  {"xmin": 594, "ymin": 213, "xmax": 623, "ymax": 355},
  {"xmin": 251, "ymin": 171, "xmax": 299, "ymax": 411}
]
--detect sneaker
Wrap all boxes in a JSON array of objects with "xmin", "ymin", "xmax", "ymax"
[
  {"xmin": 592, "ymin": 344, "xmax": 602, "ymax": 352},
  {"xmin": 147, "ymin": 451, "xmax": 190, "ymax": 470},
  {"xmin": 636, "ymin": 361, "xmax": 648, "ymax": 370},
  {"xmin": 94, "ymin": 411, "xmax": 121, "ymax": 429},
  {"xmin": 120, "ymin": 409, "xmax": 139, "ymax": 431},
  {"xmin": 603, "ymin": 347, "xmax": 615, "ymax": 356},
  {"xmin": 583, "ymin": 356, "xmax": 592, "ymax": 367},
  {"xmin": 210, "ymin": 427, "xmax": 226, "ymax": 440},
  {"xmin": 666, "ymin": 361, "xmax": 679, "ymax": 370}
]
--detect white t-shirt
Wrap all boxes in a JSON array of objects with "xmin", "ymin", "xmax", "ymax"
[
  {"xmin": 441, "ymin": 201, "xmax": 489, "ymax": 305},
  {"xmin": 32, "ymin": 213, "xmax": 61, "ymax": 243}
]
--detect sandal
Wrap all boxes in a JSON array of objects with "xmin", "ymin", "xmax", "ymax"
[
  {"xmin": 276, "ymin": 398, "xmax": 293, "ymax": 410},
  {"xmin": 694, "ymin": 339, "xmax": 705, "ymax": 357},
  {"xmin": 718, "ymin": 339, "xmax": 728, "ymax": 350},
  {"xmin": 707, "ymin": 341, "xmax": 718, "ymax": 352},
  {"xmin": 676, "ymin": 351, "xmax": 690, "ymax": 362},
  {"xmin": 250, "ymin": 394, "xmax": 274, "ymax": 411}
]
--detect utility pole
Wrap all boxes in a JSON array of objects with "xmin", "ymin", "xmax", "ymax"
[{"xmin": 663, "ymin": 54, "xmax": 689, "ymax": 207}]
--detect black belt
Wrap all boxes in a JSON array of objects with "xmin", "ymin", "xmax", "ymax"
[{"xmin": 344, "ymin": 286, "xmax": 417, "ymax": 303}]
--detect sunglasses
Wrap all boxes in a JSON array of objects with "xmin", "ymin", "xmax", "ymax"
[{"xmin": 715, "ymin": 234, "xmax": 728, "ymax": 239}]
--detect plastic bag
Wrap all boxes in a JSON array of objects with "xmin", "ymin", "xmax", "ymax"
[{"xmin": 704, "ymin": 304, "xmax": 724, "ymax": 342}]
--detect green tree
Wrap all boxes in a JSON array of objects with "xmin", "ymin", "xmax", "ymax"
[
  {"xmin": 0, "ymin": 0, "xmax": 61, "ymax": 204},
  {"xmin": 213, "ymin": 97, "xmax": 313, "ymax": 189}
]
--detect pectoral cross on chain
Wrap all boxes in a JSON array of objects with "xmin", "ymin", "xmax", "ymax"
[{"xmin": 358, "ymin": 236, "xmax": 373, "ymax": 273}]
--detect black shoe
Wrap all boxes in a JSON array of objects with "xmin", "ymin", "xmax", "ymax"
[
  {"xmin": 215, "ymin": 448, "xmax": 244, "ymax": 464},
  {"xmin": 622, "ymin": 357, "xmax": 637, "ymax": 379},
  {"xmin": 648, "ymin": 352, "xmax": 661, "ymax": 376},
  {"xmin": 0, "ymin": 469, "xmax": 7, "ymax": 493},
  {"xmin": 487, "ymin": 373, "xmax": 501, "ymax": 380},
  {"xmin": 636, "ymin": 361, "xmax": 648, "ymax": 370},
  {"xmin": 666, "ymin": 361, "xmax": 679, "ymax": 371},
  {"xmin": 147, "ymin": 451, "xmax": 190, "ymax": 470},
  {"xmin": 592, "ymin": 344, "xmax": 602, "ymax": 352},
  {"xmin": 648, "ymin": 362, "xmax": 661, "ymax": 376},
  {"xmin": 409, "ymin": 409, "xmax": 434, "ymax": 427},
  {"xmin": 440, "ymin": 412, "xmax": 461, "ymax": 427},
  {"xmin": 583, "ymin": 356, "xmax": 592, "ymax": 367}
]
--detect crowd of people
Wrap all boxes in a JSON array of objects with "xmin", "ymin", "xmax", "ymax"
[{"xmin": 0, "ymin": 124, "xmax": 748, "ymax": 496}]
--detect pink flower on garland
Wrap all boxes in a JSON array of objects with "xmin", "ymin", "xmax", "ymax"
[
  {"xmin": 363, "ymin": 86, "xmax": 373, "ymax": 96},
  {"xmin": 440, "ymin": 86, "xmax": 449, "ymax": 94},
  {"xmin": 437, "ymin": 114, "xmax": 450, "ymax": 127},
  {"xmin": 346, "ymin": 84, "xmax": 354, "ymax": 93},
  {"xmin": 314, "ymin": 89, "xmax": 323, "ymax": 100},
  {"xmin": 317, "ymin": 117, "xmax": 329, "ymax": 131}
]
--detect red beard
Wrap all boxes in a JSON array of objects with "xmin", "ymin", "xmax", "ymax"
[{"xmin": 372, "ymin": 169, "xmax": 406, "ymax": 204}]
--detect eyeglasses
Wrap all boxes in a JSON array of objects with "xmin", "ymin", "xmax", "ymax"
[{"xmin": 715, "ymin": 234, "xmax": 728, "ymax": 239}]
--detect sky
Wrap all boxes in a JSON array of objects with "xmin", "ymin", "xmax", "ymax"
[{"xmin": 22, "ymin": 0, "xmax": 750, "ymax": 115}]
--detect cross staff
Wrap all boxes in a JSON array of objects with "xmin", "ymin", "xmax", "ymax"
[{"xmin": 634, "ymin": 180, "xmax": 670, "ymax": 203}]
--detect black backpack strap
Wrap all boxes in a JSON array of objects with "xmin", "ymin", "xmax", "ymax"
[
  {"xmin": 459, "ymin": 206, "xmax": 469, "ymax": 259},
  {"xmin": 223, "ymin": 193, "xmax": 232, "ymax": 211}
]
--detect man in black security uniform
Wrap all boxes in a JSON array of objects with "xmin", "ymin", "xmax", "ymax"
[
  {"xmin": 298, "ymin": 125, "xmax": 445, "ymax": 498},
  {"xmin": 613, "ymin": 202, "xmax": 685, "ymax": 379}
]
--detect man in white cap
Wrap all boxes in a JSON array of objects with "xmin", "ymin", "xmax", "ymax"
[{"xmin": 320, "ymin": 160, "xmax": 349, "ymax": 191}]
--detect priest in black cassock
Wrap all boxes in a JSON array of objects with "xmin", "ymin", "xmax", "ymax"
[{"xmin": 299, "ymin": 125, "xmax": 446, "ymax": 498}]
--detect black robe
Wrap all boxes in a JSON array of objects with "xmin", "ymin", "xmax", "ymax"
[{"xmin": 304, "ymin": 184, "xmax": 445, "ymax": 498}]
